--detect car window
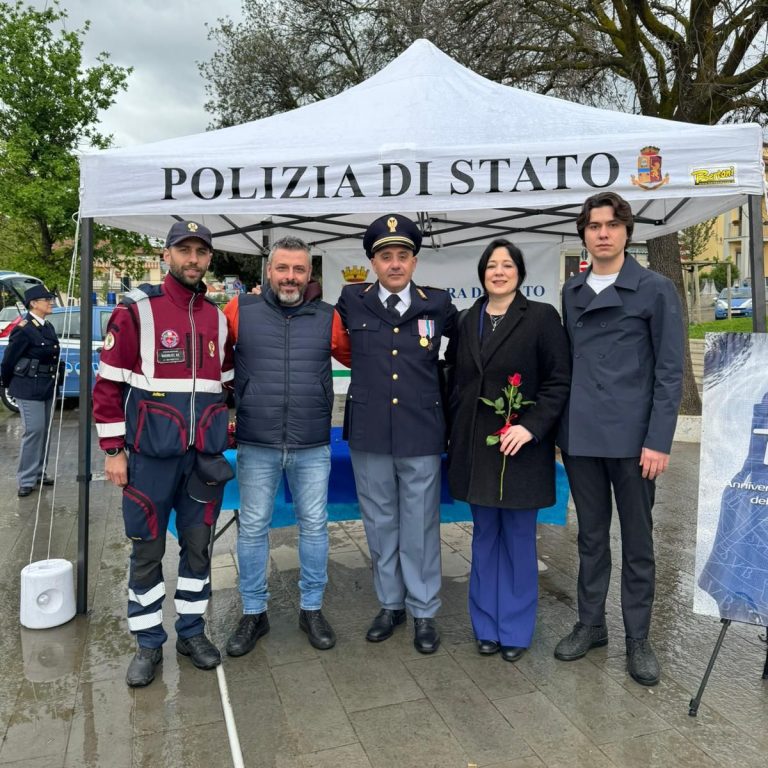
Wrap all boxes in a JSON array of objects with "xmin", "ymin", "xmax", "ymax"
[
  {"xmin": 718, "ymin": 288, "xmax": 751, "ymax": 299},
  {"xmin": 49, "ymin": 310, "xmax": 81, "ymax": 339}
]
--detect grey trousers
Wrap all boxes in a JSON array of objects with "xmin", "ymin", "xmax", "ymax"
[
  {"xmin": 16, "ymin": 397, "xmax": 52, "ymax": 489},
  {"xmin": 350, "ymin": 450, "xmax": 442, "ymax": 617}
]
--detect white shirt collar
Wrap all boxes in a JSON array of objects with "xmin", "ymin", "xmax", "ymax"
[
  {"xmin": 377, "ymin": 283, "xmax": 412, "ymax": 311},
  {"xmin": 29, "ymin": 310, "xmax": 47, "ymax": 325}
]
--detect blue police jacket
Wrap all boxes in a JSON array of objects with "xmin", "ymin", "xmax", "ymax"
[
  {"xmin": 1, "ymin": 313, "xmax": 60, "ymax": 401},
  {"xmin": 337, "ymin": 281, "xmax": 457, "ymax": 457},
  {"xmin": 234, "ymin": 285, "xmax": 334, "ymax": 449}
]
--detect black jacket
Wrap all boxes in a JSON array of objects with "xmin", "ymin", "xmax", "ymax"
[
  {"xmin": 1, "ymin": 313, "xmax": 60, "ymax": 401},
  {"xmin": 447, "ymin": 293, "xmax": 570, "ymax": 509}
]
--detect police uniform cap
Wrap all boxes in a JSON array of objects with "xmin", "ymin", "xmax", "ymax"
[
  {"xmin": 24, "ymin": 284, "xmax": 56, "ymax": 307},
  {"xmin": 363, "ymin": 214, "xmax": 422, "ymax": 259},
  {"xmin": 165, "ymin": 220, "xmax": 213, "ymax": 250}
]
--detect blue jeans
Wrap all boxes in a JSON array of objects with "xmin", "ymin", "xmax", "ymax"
[{"xmin": 236, "ymin": 444, "xmax": 331, "ymax": 613}]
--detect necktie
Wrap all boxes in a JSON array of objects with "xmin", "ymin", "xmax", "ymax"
[{"xmin": 385, "ymin": 294, "xmax": 401, "ymax": 319}]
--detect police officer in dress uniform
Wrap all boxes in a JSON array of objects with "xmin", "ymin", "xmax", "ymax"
[
  {"xmin": 336, "ymin": 214, "xmax": 457, "ymax": 653},
  {"xmin": 0, "ymin": 285, "xmax": 60, "ymax": 497}
]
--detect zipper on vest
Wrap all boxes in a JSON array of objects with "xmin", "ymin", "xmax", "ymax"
[
  {"xmin": 188, "ymin": 295, "xmax": 197, "ymax": 446},
  {"xmin": 282, "ymin": 315, "xmax": 290, "ymax": 446}
]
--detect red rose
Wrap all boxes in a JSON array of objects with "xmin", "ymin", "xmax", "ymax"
[{"xmin": 508, "ymin": 373, "xmax": 522, "ymax": 387}]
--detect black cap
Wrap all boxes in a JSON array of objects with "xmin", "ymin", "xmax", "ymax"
[
  {"xmin": 363, "ymin": 214, "xmax": 422, "ymax": 259},
  {"xmin": 165, "ymin": 221, "xmax": 213, "ymax": 249},
  {"xmin": 24, "ymin": 285, "xmax": 56, "ymax": 307},
  {"xmin": 186, "ymin": 453, "xmax": 235, "ymax": 504}
]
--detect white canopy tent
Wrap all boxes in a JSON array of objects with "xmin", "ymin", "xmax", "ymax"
[
  {"xmin": 80, "ymin": 39, "xmax": 765, "ymax": 252},
  {"xmin": 74, "ymin": 39, "xmax": 766, "ymax": 611}
]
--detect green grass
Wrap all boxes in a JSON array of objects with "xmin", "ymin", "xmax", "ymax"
[{"xmin": 688, "ymin": 318, "xmax": 753, "ymax": 338}]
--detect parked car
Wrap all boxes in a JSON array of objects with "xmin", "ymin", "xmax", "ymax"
[
  {"xmin": 0, "ymin": 305, "xmax": 23, "ymax": 332},
  {"xmin": 0, "ymin": 305, "xmax": 115, "ymax": 412},
  {"xmin": 714, "ymin": 287, "xmax": 753, "ymax": 320}
]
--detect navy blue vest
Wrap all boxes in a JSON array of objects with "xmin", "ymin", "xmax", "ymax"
[{"xmin": 234, "ymin": 287, "xmax": 334, "ymax": 449}]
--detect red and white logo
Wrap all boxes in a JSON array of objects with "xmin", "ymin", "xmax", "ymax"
[{"xmin": 160, "ymin": 329, "xmax": 180, "ymax": 348}]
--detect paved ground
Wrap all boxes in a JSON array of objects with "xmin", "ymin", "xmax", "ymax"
[{"xmin": 0, "ymin": 406, "xmax": 766, "ymax": 768}]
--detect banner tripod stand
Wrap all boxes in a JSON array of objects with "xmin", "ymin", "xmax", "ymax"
[{"xmin": 688, "ymin": 618, "xmax": 731, "ymax": 717}]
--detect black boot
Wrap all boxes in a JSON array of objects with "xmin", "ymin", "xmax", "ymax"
[
  {"xmin": 226, "ymin": 613, "xmax": 270, "ymax": 657},
  {"xmin": 176, "ymin": 633, "xmax": 221, "ymax": 669},
  {"xmin": 299, "ymin": 609, "xmax": 336, "ymax": 650},
  {"xmin": 126, "ymin": 646, "xmax": 163, "ymax": 687}
]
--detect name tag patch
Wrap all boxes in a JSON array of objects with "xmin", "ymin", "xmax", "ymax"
[{"xmin": 157, "ymin": 348, "xmax": 186, "ymax": 364}]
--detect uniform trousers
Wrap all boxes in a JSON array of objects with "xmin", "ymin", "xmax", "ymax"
[
  {"xmin": 561, "ymin": 453, "xmax": 656, "ymax": 639},
  {"xmin": 469, "ymin": 505, "xmax": 539, "ymax": 647},
  {"xmin": 16, "ymin": 397, "xmax": 52, "ymax": 489},
  {"xmin": 350, "ymin": 450, "xmax": 442, "ymax": 617},
  {"xmin": 123, "ymin": 450, "xmax": 220, "ymax": 649}
]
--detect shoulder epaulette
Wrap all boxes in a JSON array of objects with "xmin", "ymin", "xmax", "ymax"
[{"xmin": 361, "ymin": 283, "xmax": 374, "ymax": 293}]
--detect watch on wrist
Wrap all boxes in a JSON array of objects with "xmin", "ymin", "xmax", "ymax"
[{"xmin": 104, "ymin": 447, "xmax": 123, "ymax": 457}]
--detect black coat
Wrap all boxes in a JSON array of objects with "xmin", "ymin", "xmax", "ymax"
[
  {"xmin": 447, "ymin": 293, "xmax": 570, "ymax": 509},
  {"xmin": 0, "ymin": 313, "xmax": 60, "ymax": 401}
]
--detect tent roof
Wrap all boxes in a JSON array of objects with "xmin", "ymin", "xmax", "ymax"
[{"xmin": 79, "ymin": 39, "xmax": 765, "ymax": 254}]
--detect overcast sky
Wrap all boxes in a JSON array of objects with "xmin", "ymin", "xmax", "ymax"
[{"xmin": 33, "ymin": 0, "xmax": 244, "ymax": 147}]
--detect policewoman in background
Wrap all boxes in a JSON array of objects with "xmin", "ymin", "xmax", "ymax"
[{"xmin": 0, "ymin": 285, "xmax": 60, "ymax": 497}]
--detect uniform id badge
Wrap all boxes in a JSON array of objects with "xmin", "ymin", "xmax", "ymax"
[
  {"xmin": 418, "ymin": 318, "xmax": 435, "ymax": 350},
  {"xmin": 157, "ymin": 348, "xmax": 186, "ymax": 364}
]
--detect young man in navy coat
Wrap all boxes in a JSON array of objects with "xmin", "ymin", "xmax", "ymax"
[
  {"xmin": 556, "ymin": 192, "xmax": 684, "ymax": 686},
  {"xmin": 336, "ymin": 214, "xmax": 457, "ymax": 653}
]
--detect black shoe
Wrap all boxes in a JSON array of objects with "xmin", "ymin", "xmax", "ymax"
[
  {"xmin": 554, "ymin": 622, "xmax": 608, "ymax": 661},
  {"xmin": 500, "ymin": 645, "xmax": 526, "ymax": 663},
  {"xmin": 476, "ymin": 639, "xmax": 500, "ymax": 655},
  {"xmin": 40, "ymin": 476, "xmax": 54, "ymax": 486},
  {"xmin": 366, "ymin": 609, "xmax": 407, "ymax": 642},
  {"xmin": 413, "ymin": 618, "xmax": 440, "ymax": 654},
  {"xmin": 17, "ymin": 487, "xmax": 33, "ymax": 497},
  {"xmin": 176, "ymin": 633, "xmax": 221, "ymax": 670},
  {"xmin": 626, "ymin": 638, "xmax": 660, "ymax": 686},
  {"xmin": 126, "ymin": 646, "xmax": 162, "ymax": 687},
  {"xmin": 299, "ymin": 609, "xmax": 336, "ymax": 650},
  {"xmin": 226, "ymin": 613, "xmax": 270, "ymax": 657}
]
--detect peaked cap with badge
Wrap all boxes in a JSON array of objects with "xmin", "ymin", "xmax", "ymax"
[{"xmin": 363, "ymin": 214, "xmax": 422, "ymax": 259}]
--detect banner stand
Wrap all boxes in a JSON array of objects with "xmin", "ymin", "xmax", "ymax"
[{"xmin": 688, "ymin": 620, "xmax": 768, "ymax": 716}]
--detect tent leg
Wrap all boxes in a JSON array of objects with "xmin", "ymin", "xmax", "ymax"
[
  {"xmin": 77, "ymin": 218, "xmax": 94, "ymax": 614},
  {"xmin": 748, "ymin": 194, "xmax": 766, "ymax": 333}
]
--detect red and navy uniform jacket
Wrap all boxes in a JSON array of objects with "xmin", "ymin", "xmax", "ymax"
[{"xmin": 93, "ymin": 273, "xmax": 234, "ymax": 456}]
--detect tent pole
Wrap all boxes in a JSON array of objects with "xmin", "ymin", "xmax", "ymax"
[
  {"xmin": 748, "ymin": 194, "xmax": 766, "ymax": 333},
  {"xmin": 77, "ymin": 217, "xmax": 94, "ymax": 614}
]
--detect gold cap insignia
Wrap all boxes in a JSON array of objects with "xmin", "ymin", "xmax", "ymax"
[
  {"xmin": 188, "ymin": 222, "xmax": 199, "ymax": 232},
  {"xmin": 387, "ymin": 217, "xmax": 398, "ymax": 233}
]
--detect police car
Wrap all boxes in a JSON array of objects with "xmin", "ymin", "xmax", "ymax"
[{"xmin": 0, "ymin": 305, "xmax": 116, "ymax": 412}]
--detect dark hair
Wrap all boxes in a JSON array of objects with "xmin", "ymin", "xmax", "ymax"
[
  {"xmin": 477, "ymin": 239, "xmax": 526, "ymax": 294},
  {"xmin": 576, "ymin": 191, "xmax": 634, "ymax": 244},
  {"xmin": 268, "ymin": 236, "xmax": 310, "ymax": 263}
]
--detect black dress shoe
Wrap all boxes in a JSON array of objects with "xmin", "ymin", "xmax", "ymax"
[
  {"xmin": 500, "ymin": 645, "xmax": 526, "ymax": 663},
  {"xmin": 299, "ymin": 609, "xmax": 336, "ymax": 650},
  {"xmin": 413, "ymin": 618, "xmax": 440, "ymax": 654},
  {"xmin": 126, "ymin": 646, "xmax": 163, "ymax": 687},
  {"xmin": 477, "ymin": 639, "xmax": 500, "ymax": 655},
  {"xmin": 626, "ymin": 638, "xmax": 660, "ymax": 686},
  {"xmin": 226, "ymin": 612, "xmax": 269, "ymax": 657},
  {"xmin": 17, "ymin": 487, "xmax": 33, "ymax": 497},
  {"xmin": 40, "ymin": 476, "xmax": 54, "ymax": 486},
  {"xmin": 176, "ymin": 633, "xmax": 221, "ymax": 669},
  {"xmin": 366, "ymin": 609, "xmax": 406, "ymax": 642}
]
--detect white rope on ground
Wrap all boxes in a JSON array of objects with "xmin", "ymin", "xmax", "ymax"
[
  {"xmin": 28, "ymin": 213, "xmax": 82, "ymax": 564},
  {"xmin": 216, "ymin": 665, "xmax": 245, "ymax": 768}
]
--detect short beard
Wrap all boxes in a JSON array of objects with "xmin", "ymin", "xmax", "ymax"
[
  {"xmin": 169, "ymin": 263, "xmax": 205, "ymax": 288},
  {"xmin": 276, "ymin": 285, "xmax": 304, "ymax": 306}
]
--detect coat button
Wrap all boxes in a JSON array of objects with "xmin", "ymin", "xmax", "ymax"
[
  {"xmin": 576, "ymin": 321, "xmax": 583, "ymax": 327},
  {"xmin": 362, "ymin": 323, "xmax": 367, "ymax": 328},
  {"xmin": 574, "ymin": 353, "xmax": 581, "ymax": 358},
  {"xmin": 393, "ymin": 327, "xmax": 400, "ymax": 334},
  {"xmin": 392, "ymin": 373, "xmax": 398, "ymax": 380},
  {"xmin": 392, "ymin": 349, "xmax": 398, "ymax": 356},
  {"xmin": 392, "ymin": 398, "xmax": 398, "ymax": 405},
  {"xmin": 600, "ymin": 322, "xmax": 607, "ymax": 327}
]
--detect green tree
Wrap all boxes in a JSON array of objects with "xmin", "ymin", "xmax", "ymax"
[
  {"xmin": 0, "ymin": 1, "xmax": 148, "ymax": 292},
  {"xmin": 706, "ymin": 261, "xmax": 740, "ymax": 292}
]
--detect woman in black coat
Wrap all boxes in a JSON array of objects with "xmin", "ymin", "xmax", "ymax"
[{"xmin": 447, "ymin": 239, "xmax": 570, "ymax": 661}]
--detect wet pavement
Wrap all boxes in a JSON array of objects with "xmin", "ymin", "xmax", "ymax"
[{"xmin": 0, "ymin": 406, "xmax": 766, "ymax": 767}]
